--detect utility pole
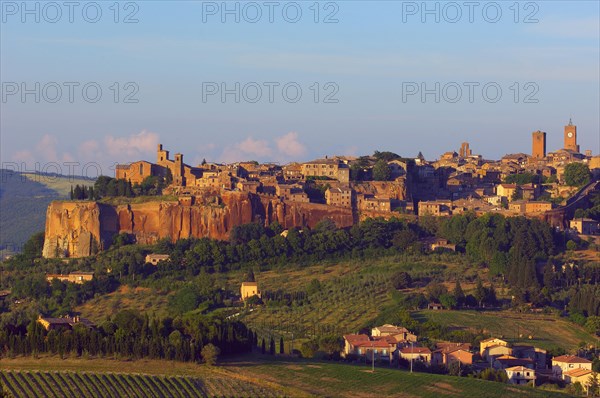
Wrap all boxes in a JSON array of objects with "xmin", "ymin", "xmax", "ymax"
[
  {"xmin": 371, "ymin": 341, "xmax": 375, "ymax": 372},
  {"xmin": 410, "ymin": 341, "xmax": 414, "ymax": 374}
]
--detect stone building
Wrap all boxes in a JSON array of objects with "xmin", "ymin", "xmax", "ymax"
[
  {"xmin": 241, "ymin": 282, "xmax": 260, "ymax": 300},
  {"xmin": 115, "ymin": 160, "xmax": 158, "ymax": 185},
  {"xmin": 325, "ymin": 187, "xmax": 353, "ymax": 207},
  {"xmin": 301, "ymin": 158, "xmax": 350, "ymax": 183}
]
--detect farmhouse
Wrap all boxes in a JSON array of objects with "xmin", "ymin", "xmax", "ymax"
[
  {"xmin": 480, "ymin": 337, "xmax": 510, "ymax": 357},
  {"xmin": 399, "ymin": 346, "xmax": 432, "ymax": 365},
  {"xmin": 505, "ymin": 366, "xmax": 536, "ymax": 385},
  {"xmin": 370, "ymin": 324, "xmax": 417, "ymax": 345},
  {"xmin": 342, "ymin": 334, "xmax": 397, "ymax": 362},
  {"xmin": 563, "ymin": 368, "xmax": 595, "ymax": 391},
  {"xmin": 46, "ymin": 272, "xmax": 94, "ymax": 284},
  {"xmin": 37, "ymin": 315, "xmax": 95, "ymax": 331},
  {"xmin": 145, "ymin": 254, "xmax": 170, "ymax": 265},
  {"xmin": 431, "ymin": 343, "xmax": 473, "ymax": 366},
  {"xmin": 552, "ymin": 355, "xmax": 592, "ymax": 378},
  {"xmin": 570, "ymin": 218, "xmax": 600, "ymax": 235},
  {"xmin": 241, "ymin": 282, "xmax": 260, "ymax": 300}
]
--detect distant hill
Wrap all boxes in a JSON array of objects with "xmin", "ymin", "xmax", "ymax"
[{"xmin": 0, "ymin": 170, "xmax": 94, "ymax": 253}]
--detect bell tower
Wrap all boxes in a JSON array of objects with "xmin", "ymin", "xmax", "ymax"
[
  {"xmin": 532, "ymin": 131, "xmax": 546, "ymax": 159},
  {"xmin": 564, "ymin": 119, "xmax": 579, "ymax": 152}
]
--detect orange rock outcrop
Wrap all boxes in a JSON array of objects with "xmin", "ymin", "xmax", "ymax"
[{"xmin": 42, "ymin": 192, "xmax": 354, "ymax": 258}]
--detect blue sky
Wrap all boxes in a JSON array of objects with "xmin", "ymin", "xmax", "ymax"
[{"xmin": 1, "ymin": 1, "xmax": 599, "ymax": 177}]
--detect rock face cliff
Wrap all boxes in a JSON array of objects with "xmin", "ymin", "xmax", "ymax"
[{"xmin": 42, "ymin": 192, "xmax": 354, "ymax": 258}]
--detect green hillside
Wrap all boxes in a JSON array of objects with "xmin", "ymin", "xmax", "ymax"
[{"xmin": 0, "ymin": 170, "xmax": 94, "ymax": 253}]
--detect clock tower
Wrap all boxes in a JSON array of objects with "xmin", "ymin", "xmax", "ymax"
[{"xmin": 564, "ymin": 118, "xmax": 579, "ymax": 152}]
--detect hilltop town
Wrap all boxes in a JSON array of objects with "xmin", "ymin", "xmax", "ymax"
[
  {"xmin": 38, "ymin": 120, "xmax": 599, "ymax": 260},
  {"xmin": 118, "ymin": 120, "xmax": 598, "ymax": 220}
]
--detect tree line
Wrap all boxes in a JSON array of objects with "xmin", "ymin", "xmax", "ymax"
[
  {"xmin": 0, "ymin": 310, "xmax": 251, "ymax": 363},
  {"xmin": 69, "ymin": 173, "xmax": 173, "ymax": 201}
]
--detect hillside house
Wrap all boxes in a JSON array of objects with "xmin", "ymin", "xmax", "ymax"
[
  {"xmin": 46, "ymin": 272, "xmax": 94, "ymax": 284},
  {"xmin": 399, "ymin": 346, "xmax": 432, "ymax": 365},
  {"xmin": 429, "ymin": 238, "xmax": 456, "ymax": 252},
  {"xmin": 241, "ymin": 282, "xmax": 260, "ymax": 301},
  {"xmin": 505, "ymin": 366, "xmax": 536, "ymax": 385},
  {"xmin": 145, "ymin": 254, "xmax": 170, "ymax": 265},
  {"xmin": 563, "ymin": 368, "xmax": 595, "ymax": 391},
  {"xmin": 480, "ymin": 337, "xmax": 511, "ymax": 360},
  {"xmin": 570, "ymin": 218, "xmax": 600, "ymax": 235},
  {"xmin": 342, "ymin": 334, "xmax": 397, "ymax": 362},
  {"xmin": 552, "ymin": 355, "xmax": 592, "ymax": 379},
  {"xmin": 431, "ymin": 343, "xmax": 473, "ymax": 366},
  {"xmin": 371, "ymin": 324, "xmax": 417, "ymax": 345},
  {"xmin": 37, "ymin": 315, "xmax": 95, "ymax": 331}
]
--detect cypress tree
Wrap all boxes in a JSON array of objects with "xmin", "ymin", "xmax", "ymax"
[{"xmin": 269, "ymin": 337, "xmax": 275, "ymax": 355}]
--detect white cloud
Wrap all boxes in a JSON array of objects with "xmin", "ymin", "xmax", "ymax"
[
  {"xmin": 104, "ymin": 130, "xmax": 159, "ymax": 159},
  {"xmin": 220, "ymin": 137, "xmax": 273, "ymax": 163},
  {"xmin": 12, "ymin": 134, "xmax": 74, "ymax": 165},
  {"xmin": 10, "ymin": 131, "xmax": 160, "ymax": 177},
  {"xmin": 276, "ymin": 132, "xmax": 307, "ymax": 158},
  {"xmin": 219, "ymin": 132, "xmax": 310, "ymax": 163}
]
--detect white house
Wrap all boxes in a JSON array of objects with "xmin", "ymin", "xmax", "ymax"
[{"xmin": 505, "ymin": 366, "xmax": 536, "ymax": 385}]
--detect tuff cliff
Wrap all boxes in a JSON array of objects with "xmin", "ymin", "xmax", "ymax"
[{"xmin": 42, "ymin": 192, "xmax": 354, "ymax": 258}]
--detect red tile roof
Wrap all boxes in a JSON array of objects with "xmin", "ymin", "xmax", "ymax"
[
  {"xmin": 343, "ymin": 334, "xmax": 370, "ymax": 344},
  {"xmin": 552, "ymin": 355, "xmax": 592, "ymax": 364},
  {"xmin": 563, "ymin": 368, "xmax": 592, "ymax": 377},
  {"xmin": 400, "ymin": 346, "xmax": 431, "ymax": 355}
]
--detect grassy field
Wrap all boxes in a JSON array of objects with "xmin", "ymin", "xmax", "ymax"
[
  {"xmin": 77, "ymin": 285, "xmax": 173, "ymax": 322},
  {"xmin": 73, "ymin": 255, "xmax": 596, "ymax": 353},
  {"xmin": 0, "ymin": 356, "xmax": 571, "ymax": 398},
  {"xmin": 21, "ymin": 173, "xmax": 94, "ymax": 197},
  {"xmin": 414, "ymin": 309, "xmax": 598, "ymax": 352}
]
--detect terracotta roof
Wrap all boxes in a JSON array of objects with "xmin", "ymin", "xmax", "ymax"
[
  {"xmin": 435, "ymin": 342, "xmax": 472, "ymax": 354},
  {"xmin": 372, "ymin": 336, "xmax": 398, "ymax": 345},
  {"xmin": 552, "ymin": 355, "xmax": 592, "ymax": 364},
  {"xmin": 355, "ymin": 340, "xmax": 393, "ymax": 349},
  {"xmin": 400, "ymin": 347, "xmax": 431, "ymax": 354},
  {"xmin": 373, "ymin": 324, "xmax": 409, "ymax": 334},
  {"xmin": 505, "ymin": 366, "xmax": 534, "ymax": 372},
  {"xmin": 563, "ymin": 368, "xmax": 592, "ymax": 378},
  {"xmin": 344, "ymin": 334, "xmax": 370, "ymax": 344}
]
